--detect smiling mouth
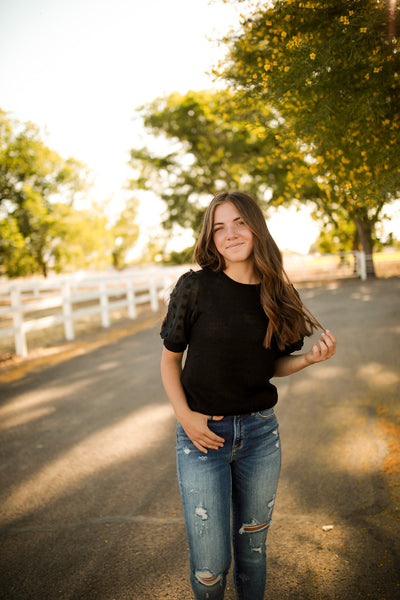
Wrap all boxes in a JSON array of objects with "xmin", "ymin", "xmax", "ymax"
[{"xmin": 227, "ymin": 243, "xmax": 244, "ymax": 249}]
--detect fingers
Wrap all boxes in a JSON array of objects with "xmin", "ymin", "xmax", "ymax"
[
  {"xmin": 321, "ymin": 330, "xmax": 336, "ymax": 358},
  {"xmin": 194, "ymin": 435, "xmax": 223, "ymax": 453},
  {"xmin": 183, "ymin": 413, "xmax": 225, "ymax": 454},
  {"xmin": 198, "ymin": 431, "xmax": 224, "ymax": 452},
  {"xmin": 201, "ymin": 425, "xmax": 225, "ymax": 452},
  {"xmin": 310, "ymin": 330, "xmax": 336, "ymax": 363},
  {"xmin": 191, "ymin": 435, "xmax": 225, "ymax": 454}
]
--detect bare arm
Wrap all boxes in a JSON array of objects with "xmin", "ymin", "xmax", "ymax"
[
  {"xmin": 160, "ymin": 347, "xmax": 225, "ymax": 453},
  {"xmin": 273, "ymin": 330, "xmax": 336, "ymax": 378}
]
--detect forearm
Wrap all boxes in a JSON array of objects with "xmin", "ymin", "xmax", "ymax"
[
  {"xmin": 273, "ymin": 353, "xmax": 312, "ymax": 377},
  {"xmin": 274, "ymin": 330, "xmax": 337, "ymax": 377},
  {"xmin": 160, "ymin": 349, "xmax": 192, "ymax": 421}
]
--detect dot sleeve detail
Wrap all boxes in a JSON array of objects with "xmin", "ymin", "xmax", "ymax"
[{"xmin": 160, "ymin": 270, "xmax": 199, "ymax": 353}]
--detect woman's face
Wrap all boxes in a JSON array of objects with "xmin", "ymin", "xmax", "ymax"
[{"xmin": 212, "ymin": 201, "xmax": 254, "ymax": 268}]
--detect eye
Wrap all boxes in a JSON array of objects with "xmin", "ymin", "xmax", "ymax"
[{"xmin": 213, "ymin": 226, "xmax": 223, "ymax": 233}]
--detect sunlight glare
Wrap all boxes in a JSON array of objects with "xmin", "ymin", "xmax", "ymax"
[{"xmin": 1, "ymin": 403, "xmax": 175, "ymax": 524}]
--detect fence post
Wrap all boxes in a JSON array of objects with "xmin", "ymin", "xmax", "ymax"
[
  {"xmin": 10, "ymin": 285, "xmax": 27, "ymax": 357},
  {"xmin": 149, "ymin": 277, "xmax": 158, "ymax": 312},
  {"xmin": 127, "ymin": 280, "xmax": 137, "ymax": 319},
  {"xmin": 358, "ymin": 251, "xmax": 367, "ymax": 280},
  {"xmin": 100, "ymin": 282, "xmax": 110, "ymax": 327},
  {"xmin": 62, "ymin": 281, "xmax": 74, "ymax": 340}
]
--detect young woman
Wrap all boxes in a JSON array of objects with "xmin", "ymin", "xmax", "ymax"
[{"xmin": 160, "ymin": 191, "xmax": 336, "ymax": 600}]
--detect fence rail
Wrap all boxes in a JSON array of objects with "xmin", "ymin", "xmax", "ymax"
[{"xmin": 0, "ymin": 267, "xmax": 186, "ymax": 357}]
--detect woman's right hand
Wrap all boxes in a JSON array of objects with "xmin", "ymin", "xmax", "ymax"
[
  {"xmin": 180, "ymin": 410, "xmax": 225, "ymax": 454},
  {"xmin": 160, "ymin": 348, "xmax": 225, "ymax": 454}
]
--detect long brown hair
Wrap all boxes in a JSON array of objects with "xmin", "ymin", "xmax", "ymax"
[{"xmin": 194, "ymin": 191, "xmax": 322, "ymax": 350}]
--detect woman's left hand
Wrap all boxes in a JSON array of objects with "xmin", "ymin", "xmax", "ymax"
[{"xmin": 304, "ymin": 330, "xmax": 336, "ymax": 365}]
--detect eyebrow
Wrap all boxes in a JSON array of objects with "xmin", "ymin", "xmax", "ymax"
[{"xmin": 213, "ymin": 216, "xmax": 241, "ymax": 227}]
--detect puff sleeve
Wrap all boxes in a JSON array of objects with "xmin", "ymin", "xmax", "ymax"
[{"xmin": 160, "ymin": 270, "xmax": 199, "ymax": 353}]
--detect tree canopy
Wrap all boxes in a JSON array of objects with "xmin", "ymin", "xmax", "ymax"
[
  {"xmin": 110, "ymin": 196, "xmax": 140, "ymax": 270},
  {"xmin": 127, "ymin": 0, "xmax": 399, "ymax": 274},
  {"xmin": 0, "ymin": 109, "xmax": 140, "ymax": 277},
  {"xmin": 0, "ymin": 109, "xmax": 93, "ymax": 276},
  {"xmin": 128, "ymin": 89, "xmax": 323, "ymax": 234},
  {"xmin": 217, "ymin": 0, "xmax": 400, "ymax": 274}
]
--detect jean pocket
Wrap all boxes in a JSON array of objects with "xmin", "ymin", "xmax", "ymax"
[{"xmin": 255, "ymin": 407, "xmax": 275, "ymax": 420}]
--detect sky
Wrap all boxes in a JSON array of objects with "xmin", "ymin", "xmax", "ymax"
[
  {"xmin": 0, "ymin": 0, "xmax": 235, "ymax": 211},
  {"xmin": 1, "ymin": 0, "xmax": 398, "ymax": 256}
]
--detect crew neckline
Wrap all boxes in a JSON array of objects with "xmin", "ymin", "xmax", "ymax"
[{"xmin": 220, "ymin": 270, "xmax": 260, "ymax": 287}]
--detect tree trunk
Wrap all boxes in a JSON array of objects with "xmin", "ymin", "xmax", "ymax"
[
  {"xmin": 40, "ymin": 261, "xmax": 48, "ymax": 278},
  {"xmin": 36, "ymin": 249, "xmax": 48, "ymax": 278},
  {"xmin": 354, "ymin": 218, "xmax": 376, "ymax": 278}
]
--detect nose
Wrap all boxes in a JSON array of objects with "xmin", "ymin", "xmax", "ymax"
[{"xmin": 226, "ymin": 224, "xmax": 238, "ymax": 239}]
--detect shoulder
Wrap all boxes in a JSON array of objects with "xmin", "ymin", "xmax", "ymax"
[
  {"xmin": 171, "ymin": 268, "xmax": 200, "ymax": 292},
  {"xmin": 167, "ymin": 269, "xmax": 201, "ymax": 307},
  {"xmin": 167, "ymin": 267, "xmax": 220, "ymax": 304},
  {"xmin": 171, "ymin": 267, "xmax": 216, "ymax": 290},
  {"xmin": 190, "ymin": 267, "xmax": 221, "ymax": 284}
]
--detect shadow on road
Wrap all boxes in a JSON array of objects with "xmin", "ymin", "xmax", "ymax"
[{"xmin": 0, "ymin": 326, "xmax": 193, "ymax": 599}]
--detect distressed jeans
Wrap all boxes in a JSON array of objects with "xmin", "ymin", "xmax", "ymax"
[{"xmin": 176, "ymin": 408, "xmax": 281, "ymax": 600}]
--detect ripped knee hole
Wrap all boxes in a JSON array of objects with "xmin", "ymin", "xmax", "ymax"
[
  {"xmin": 239, "ymin": 520, "xmax": 270, "ymax": 534},
  {"xmin": 195, "ymin": 570, "xmax": 223, "ymax": 587}
]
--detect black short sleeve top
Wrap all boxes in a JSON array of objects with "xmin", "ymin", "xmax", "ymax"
[{"xmin": 161, "ymin": 268, "xmax": 303, "ymax": 416}]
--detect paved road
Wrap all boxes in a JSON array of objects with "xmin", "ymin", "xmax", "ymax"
[{"xmin": 0, "ymin": 277, "xmax": 399, "ymax": 600}]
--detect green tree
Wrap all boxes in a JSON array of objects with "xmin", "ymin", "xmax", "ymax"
[
  {"xmin": 166, "ymin": 245, "xmax": 196, "ymax": 265},
  {"xmin": 0, "ymin": 109, "xmax": 95, "ymax": 277},
  {"xmin": 48, "ymin": 201, "xmax": 114, "ymax": 273},
  {"xmin": 110, "ymin": 197, "xmax": 140, "ymax": 269},
  {"xmin": 218, "ymin": 0, "xmax": 400, "ymax": 275},
  {"xmin": 0, "ymin": 213, "xmax": 37, "ymax": 277},
  {"xmin": 128, "ymin": 89, "xmax": 323, "ymax": 232},
  {"xmin": 309, "ymin": 218, "xmax": 359, "ymax": 254}
]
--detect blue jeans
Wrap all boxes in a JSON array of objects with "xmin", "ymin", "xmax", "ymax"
[{"xmin": 176, "ymin": 408, "xmax": 281, "ymax": 600}]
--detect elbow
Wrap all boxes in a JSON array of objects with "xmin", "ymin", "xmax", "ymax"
[
  {"xmin": 272, "ymin": 369, "xmax": 283, "ymax": 378},
  {"xmin": 161, "ymin": 346, "xmax": 184, "ymax": 372},
  {"xmin": 272, "ymin": 358, "xmax": 284, "ymax": 378}
]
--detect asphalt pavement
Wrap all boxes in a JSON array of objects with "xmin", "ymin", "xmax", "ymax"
[{"xmin": 0, "ymin": 276, "xmax": 399, "ymax": 600}]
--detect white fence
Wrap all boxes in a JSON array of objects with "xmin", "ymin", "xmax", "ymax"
[
  {"xmin": 0, "ymin": 267, "xmax": 186, "ymax": 358},
  {"xmin": 0, "ymin": 253, "xmax": 367, "ymax": 359},
  {"xmin": 283, "ymin": 251, "xmax": 367, "ymax": 282}
]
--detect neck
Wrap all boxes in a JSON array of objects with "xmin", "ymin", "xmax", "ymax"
[{"xmin": 224, "ymin": 262, "xmax": 259, "ymax": 285}]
